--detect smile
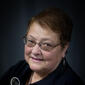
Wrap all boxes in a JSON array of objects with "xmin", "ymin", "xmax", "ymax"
[
  {"xmin": 30, "ymin": 56, "xmax": 44, "ymax": 62},
  {"xmin": 31, "ymin": 57, "xmax": 43, "ymax": 61}
]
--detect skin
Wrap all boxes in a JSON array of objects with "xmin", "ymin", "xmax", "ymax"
[{"xmin": 24, "ymin": 22, "xmax": 69, "ymax": 83}]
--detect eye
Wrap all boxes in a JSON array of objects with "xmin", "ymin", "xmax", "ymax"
[
  {"xmin": 27, "ymin": 39, "xmax": 35, "ymax": 44},
  {"xmin": 42, "ymin": 43, "xmax": 52, "ymax": 47},
  {"xmin": 41, "ymin": 43, "xmax": 53, "ymax": 51},
  {"xmin": 28, "ymin": 39, "xmax": 33, "ymax": 42},
  {"xmin": 26, "ymin": 39, "xmax": 36, "ymax": 47}
]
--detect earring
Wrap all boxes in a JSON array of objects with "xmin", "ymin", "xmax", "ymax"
[{"xmin": 63, "ymin": 58, "xmax": 66, "ymax": 67}]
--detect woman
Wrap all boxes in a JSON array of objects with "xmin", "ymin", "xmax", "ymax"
[{"xmin": 0, "ymin": 8, "xmax": 84, "ymax": 85}]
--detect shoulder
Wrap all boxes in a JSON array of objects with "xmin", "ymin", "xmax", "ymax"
[
  {"xmin": 2, "ymin": 60, "xmax": 28, "ymax": 76},
  {"xmin": 0, "ymin": 60, "xmax": 29, "ymax": 84},
  {"xmin": 56, "ymin": 63, "xmax": 85, "ymax": 85}
]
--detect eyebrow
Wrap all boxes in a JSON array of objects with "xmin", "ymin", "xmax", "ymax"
[
  {"xmin": 28, "ymin": 35, "xmax": 54, "ymax": 42},
  {"xmin": 27, "ymin": 35, "xmax": 36, "ymax": 40}
]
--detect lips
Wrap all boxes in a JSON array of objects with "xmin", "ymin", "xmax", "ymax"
[
  {"xmin": 30, "ymin": 55, "xmax": 44, "ymax": 62},
  {"xmin": 31, "ymin": 57, "xmax": 43, "ymax": 61}
]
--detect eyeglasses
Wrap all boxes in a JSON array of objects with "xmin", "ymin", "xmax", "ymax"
[{"xmin": 23, "ymin": 36, "xmax": 61, "ymax": 52}]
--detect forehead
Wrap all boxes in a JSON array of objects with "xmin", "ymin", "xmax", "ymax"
[{"xmin": 27, "ymin": 22, "xmax": 60, "ymax": 42}]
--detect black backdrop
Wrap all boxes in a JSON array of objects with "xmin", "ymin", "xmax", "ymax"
[{"xmin": 0, "ymin": 0, "xmax": 85, "ymax": 82}]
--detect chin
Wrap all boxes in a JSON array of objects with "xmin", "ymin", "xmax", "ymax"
[
  {"xmin": 30, "ymin": 66, "xmax": 43, "ymax": 72},
  {"xmin": 29, "ymin": 62, "xmax": 44, "ymax": 72}
]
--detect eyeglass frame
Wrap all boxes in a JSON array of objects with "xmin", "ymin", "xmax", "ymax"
[{"xmin": 23, "ymin": 35, "xmax": 61, "ymax": 52}]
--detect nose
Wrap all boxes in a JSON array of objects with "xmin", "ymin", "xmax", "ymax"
[{"xmin": 32, "ymin": 44, "xmax": 42, "ymax": 55}]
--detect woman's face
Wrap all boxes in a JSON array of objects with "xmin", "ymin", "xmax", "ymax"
[{"xmin": 25, "ymin": 22, "xmax": 68, "ymax": 74}]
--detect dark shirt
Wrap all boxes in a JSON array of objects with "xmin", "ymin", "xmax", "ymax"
[{"xmin": 0, "ymin": 59, "xmax": 85, "ymax": 85}]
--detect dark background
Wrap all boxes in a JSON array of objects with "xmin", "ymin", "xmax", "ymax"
[{"xmin": 0, "ymin": 0, "xmax": 85, "ymax": 82}]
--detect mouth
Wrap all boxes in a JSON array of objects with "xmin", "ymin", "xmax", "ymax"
[
  {"xmin": 30, "ymin": 55, "xmax": 44, "ymax": 62},
  {"xmin": 31, "ymin": 57, "xmax": 43, "ymax": 61}
]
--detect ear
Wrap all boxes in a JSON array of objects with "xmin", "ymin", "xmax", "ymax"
[{"xmin": 62, "ymin": 43, "xmax": 69, "ymax": 58}]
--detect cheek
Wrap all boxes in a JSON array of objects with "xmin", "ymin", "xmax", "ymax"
[
  {"xmin": 42, "ymin": 51, "xmax": 57, "ymax": 61},
  {"xmin": 24, "ymin": 45, "xmax": 32, "ymax": 56},
  {"xmin": 41, "ymin": 51, "xmax": 59, "ymax": 71},
  {"xmin": 42, "ymin": 48, "xmax": 63, "ymax": 61}
]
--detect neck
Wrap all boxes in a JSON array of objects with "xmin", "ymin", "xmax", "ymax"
[{"xmin": 30, "ymin": 71, "xmax": 48, "ymax": 84}]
